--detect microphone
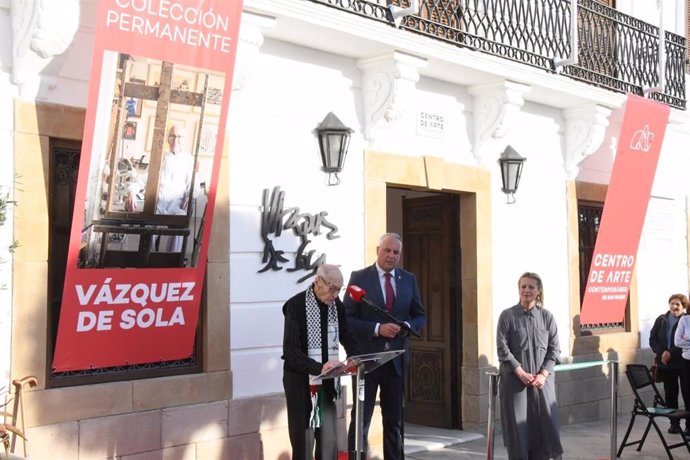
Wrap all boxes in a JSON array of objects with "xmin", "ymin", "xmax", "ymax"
[
  {"xmin": 346, "ymin": 285, "xmax": 421, "ymax": 338},
  {"xmin": 346, "ymin": 285, "xmax": 379, "ymax": 310}
]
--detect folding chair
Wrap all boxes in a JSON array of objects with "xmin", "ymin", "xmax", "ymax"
[
  {"xmin": 1, "ymin": 376, "xmax": 38, "ymax": 459},
  {"xmin": 617, "ymin": 364, "xmax": 690, "ymax": 459}
]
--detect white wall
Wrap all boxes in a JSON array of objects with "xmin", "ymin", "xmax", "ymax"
[
  {"xmin": 489, "ymin": 103, "xmax": 573, "ymax": 359},
  {"xmin": 227, "ymin": 39, "xmax": 367, "ymax": 397},
  {"xmin": 227, "ymin": 21, "xmax": 690, "ymax": 396},
  {"xmin": 617, "ymin": 0, "xmax": 683, "ymax": 36},
  {"xmin": 368, "ymin": 75, "xmax": 475, "ymax": 164},
  {"xmin": 637, "ymin": 121, "xmax": 690, "ymax": 347}
]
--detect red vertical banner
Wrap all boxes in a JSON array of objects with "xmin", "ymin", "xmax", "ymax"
[
  {"xmin": 52, "ymin": 0, "xmax": 243, "ymax": 371},
  {"xmin": 580, "ymin": 95, "xmax": 670, "ymax": 325}
]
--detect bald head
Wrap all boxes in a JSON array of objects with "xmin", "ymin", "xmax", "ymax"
[
  {"xmin": 316, "ymin": 264, "xmax": 343, "ymax": 286},
  {"xmin": 314, "ymin": 264, "xmax": 344, "ymax": 303}
]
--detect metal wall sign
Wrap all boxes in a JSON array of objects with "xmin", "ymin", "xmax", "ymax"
[
  {"xmin": 416, "ymin": 111, "xmax": 445, "ymax": 139},
  {"xmin": 259, "ymin": 186, "xmax": 339, "ymax": 283}
]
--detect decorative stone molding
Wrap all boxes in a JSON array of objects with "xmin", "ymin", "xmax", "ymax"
[
  {"xmin": 468, "ymin": 81, "xmax": 530, "ymax": 165},
  {"xmin": 11, "ymin": 0, "xmax": 79, "ymax": 97},
  {"xmin": 357, "ymin": 51, "xmax": 427, "ymax": 140},
  {"xmin": 562, "ymin": 104, "xmax": 612, "ymax": 179},
  {"xmin": 233, "ymin": 12, "xmax": 275, "ymax": 91}
]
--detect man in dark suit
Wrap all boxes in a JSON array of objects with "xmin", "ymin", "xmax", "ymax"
[
  {"xmin": 282, "ymin": 264, "xmax": 360, "ymax": 460},
  {"xmin": 345, "ymin": 233, "xmax": 426, "ymax": 460}
]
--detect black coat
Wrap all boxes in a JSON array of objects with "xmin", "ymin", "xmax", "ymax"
[
  {"xmin": 649, "ymin": 311, "xmax": 685, "ymax": 369},
  {"xmin": 281, "ymin": 289, "xmax": 360, "ymax": 399}
]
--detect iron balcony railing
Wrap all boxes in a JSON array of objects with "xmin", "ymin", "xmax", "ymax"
[{"xmin": 308, "ymin": 0, "xmax": 686, "ymax": 110}]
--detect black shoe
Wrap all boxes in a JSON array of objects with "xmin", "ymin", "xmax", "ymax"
[{"xmin": 669, "ymin": 424, "xmax": 682, "ymax": 434}]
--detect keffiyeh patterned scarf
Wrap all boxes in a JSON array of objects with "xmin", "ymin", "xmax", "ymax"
[{"xmin": 306, "ymin": 284, "xmax": 340, "ymax": 428}]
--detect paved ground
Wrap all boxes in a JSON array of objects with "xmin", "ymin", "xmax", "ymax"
[{"xmin": 365, "ymin": 414, "xmax": 690, "ymax": 459}]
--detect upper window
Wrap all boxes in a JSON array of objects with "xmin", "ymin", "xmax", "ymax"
[{"xmin": 578, "ymin": 201, "xmax": 602, "ymax": 302}]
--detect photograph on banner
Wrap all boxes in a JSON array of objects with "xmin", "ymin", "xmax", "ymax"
[
  {"xmin": 52, "ymin": 0, "xmax": 243, "ymax": 372},
  {"xmin": 79, "ymin": 51, "xmax": 224, "ymax": 270}
]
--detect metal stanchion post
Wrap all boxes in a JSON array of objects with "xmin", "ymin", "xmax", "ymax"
[
  {"xmin": 486, "ymin": 372, "xmax": 499, "ymax": 460},
  {"xmin": 355, "ymin": 365, "xmax": 365, "ymax": 460},
  {"xmin": 609, "ymin": 360, "xmax": 619, "ymax": 460}
]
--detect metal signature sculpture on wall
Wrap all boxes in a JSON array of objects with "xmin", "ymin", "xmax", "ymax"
[{"xmin": 258, "ymin": 186, "xmax": 339, "ymax": 283}]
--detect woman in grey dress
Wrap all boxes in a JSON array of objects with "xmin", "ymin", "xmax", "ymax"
[{"xmin": 497, "ymin": 272, "xmax": 563, "ymax": 460}]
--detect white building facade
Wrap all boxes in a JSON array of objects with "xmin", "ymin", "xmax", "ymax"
[{"xmin": 1, "ymin": 0, "xmax": 690, "ymax": 458}]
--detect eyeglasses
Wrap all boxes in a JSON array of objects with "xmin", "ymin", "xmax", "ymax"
[{"xmin": 319, "ymin": 276, "xmax": 344, "ymax": 294}]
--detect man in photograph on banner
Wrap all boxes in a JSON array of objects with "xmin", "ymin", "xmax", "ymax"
[
  {"xmin": 126, "ymin": 123, "xmax": 196, "ymax": 216},
  {"xmin": 126, "ymin": 123, "xmax": 205, "ymax": 253}
]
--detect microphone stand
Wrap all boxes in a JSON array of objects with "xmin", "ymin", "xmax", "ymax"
[{"xmin": 365, "ymin": 301, "xmax": 421, "ymax": 338}]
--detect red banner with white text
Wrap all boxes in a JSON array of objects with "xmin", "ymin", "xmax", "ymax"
[
  {"xmin": 580, "ymin": 95, "xmax": 670, "ymax": 325},
  {"xmin": 52, "ymin": 0, "xmax": 243, "ymax": 371}
]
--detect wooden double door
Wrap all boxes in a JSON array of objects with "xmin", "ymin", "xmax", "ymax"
[{"xmin": 402, "ymin": 193, "xmax": 462, "ymax": 429}]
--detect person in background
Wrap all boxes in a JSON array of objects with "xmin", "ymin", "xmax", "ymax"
[
  {"xmin": 282, "ymin": 263, "xmax": 360, "ymax": 460},
  {"xmin": 496, "ymin": 272, "xmax": 563, "ymax": 460},
  {"xmin": 345, "ymin": 232, "xmax": 426, "ymax": 460},
  {"xmin": 673, "ymin": 295, "xmax": 690, "ymax": 436},
  {"xmin": 650, "ymin": 293, "xmax": 688, "ymax": 434}
]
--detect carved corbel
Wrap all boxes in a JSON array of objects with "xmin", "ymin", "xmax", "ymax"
[
  {"xmin": 233, "ymin": 12, "xmax": 275, "ymax": 91},
  {"xmin": 468, "ymin": 81, "xmax": 530, "ymax": 165},
  {"xmin": 562, "ymin": 105, "xmax": 612, "ymax": 179},
  {"xmin": 11, "ymin": 0, "xmax": 79, "ymax": 98},
  {"xmin": 357, "ymin": 51, "xmax": 427, "ymax": 140}
]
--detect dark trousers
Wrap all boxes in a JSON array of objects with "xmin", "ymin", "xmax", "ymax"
[
  {"xmin": 661, "ymin": 367, "xmax": 683, "ymax": 409},
  {"xmin": 347, "ymin": 361, "xmax": 404, "ymax": 460},
  {"xmin": 284, "ymin": 373, "xmax": 338, "ymax": 460},
  {"xmin": 678, "ymin": 360, "xmax": 690, "ymax": 425}
]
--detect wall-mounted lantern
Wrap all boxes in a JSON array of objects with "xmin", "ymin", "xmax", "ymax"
[
  {"xmin": 315, "ymin": 112, "xmax": 353, "ymax": 186},
  {"xmin": 498, "ymin": 145, "xmax": 526, "ymax": 204}
]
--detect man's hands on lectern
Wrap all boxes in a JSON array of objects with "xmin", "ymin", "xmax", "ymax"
[
  {"xmin": 379, "ymin": 323, "xmax": 401, "ymax": 338},
  {"xmin": 344, "ymin": 358, "xmax": 357, "ymax": 374},
  {"xmin": 321, "ymin": 359, "xmax": 343, "ymax": 374}
]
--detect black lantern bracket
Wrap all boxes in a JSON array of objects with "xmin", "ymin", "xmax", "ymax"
[
  {"xmin": 498, "ymin": 145, "xmax": 526, "ymax": 204},
  {"xmin": 315, "ymin": 112, "xmax": 353, "ymax": 186}
]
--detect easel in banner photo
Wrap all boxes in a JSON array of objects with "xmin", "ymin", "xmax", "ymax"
[
  {"xmin": 311, "ymin": 350, "xmax": 404, "ymax": 460},
  {"xmin": 91, "ymin": 56, "xmax": 210, "ymax": 268}
]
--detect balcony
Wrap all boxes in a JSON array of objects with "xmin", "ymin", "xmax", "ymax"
[{"xmin": 306, "ymin": 0, "xmax": 686, "ymax": 110}]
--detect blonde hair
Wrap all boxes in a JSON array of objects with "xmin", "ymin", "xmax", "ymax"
[{"xmin": 518, "ymin": 272, "xmax": 544, "ymax": 306}]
